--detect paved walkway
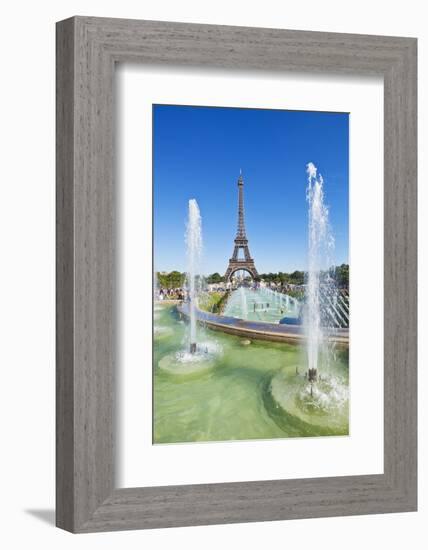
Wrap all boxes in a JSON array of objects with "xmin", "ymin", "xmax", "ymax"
[{"xmin": 177, "ymin": 303, "xmax": 349, "ymax": 346}]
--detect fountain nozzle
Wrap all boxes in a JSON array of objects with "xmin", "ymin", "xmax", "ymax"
[{"xmin": 308, "ymin": 368, "xmax": 318, "ymax": 383}]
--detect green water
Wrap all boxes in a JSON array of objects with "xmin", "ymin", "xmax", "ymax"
[
  {"xmin": 154, "ymin": 304, "xmax": 349, "ymax": 444},
  {"xmin": 223, "ymin": 287, "xmax": 299, "ymax": 323}
]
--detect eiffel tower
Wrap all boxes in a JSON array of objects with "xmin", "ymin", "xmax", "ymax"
[{"xmin": 224, "ymin": 172, "xmax": 259, "ymax": 282}]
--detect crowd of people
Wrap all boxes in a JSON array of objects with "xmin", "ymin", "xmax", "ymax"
[
  {"xmin": 156, "ymin": 282, "xmax": 303, "ymax": 302},
  {"xmin": 157, "ymin": 287, "xmax": 185, "ymax": 301}
]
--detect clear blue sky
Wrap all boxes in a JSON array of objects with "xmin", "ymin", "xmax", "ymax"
[{"xmin": 153, "ymin": 104, "xmax": 349, "ymax": 275}]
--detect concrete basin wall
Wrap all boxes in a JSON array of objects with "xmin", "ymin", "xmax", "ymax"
[{"xmin": 177, "ymin": 303, "xmax": 349, "ymax": 347}]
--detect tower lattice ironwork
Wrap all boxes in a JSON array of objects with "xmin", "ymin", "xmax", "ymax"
[{"xmin": 224, "ymin": 173, "xmax": 259, "ymax": 282}]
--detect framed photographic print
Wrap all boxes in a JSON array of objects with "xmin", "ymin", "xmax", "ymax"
[{"xmin": 56, "ymin": 17, "xmax": 417, "ymax": 532}]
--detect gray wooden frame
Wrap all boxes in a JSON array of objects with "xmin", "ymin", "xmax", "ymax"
[{"xmin": 56, "ymin": 16, "xmax": 417, "ymax": 533}]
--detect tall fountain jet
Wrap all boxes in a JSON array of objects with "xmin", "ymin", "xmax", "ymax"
[
  {"xmin": 305, "ymin": 162, "xmax": 332, "ymax": 382},
  {"xmin": 186, "ymin": 199, "xmax": 203, "ymax": 353},
  {"xmin": 239, "ymin": 286, "xmax": 248, "ymax": 320}
]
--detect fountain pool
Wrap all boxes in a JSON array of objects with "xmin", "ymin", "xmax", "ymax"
[
  {"xmin": 223, "ymin": 287, "xmax": 300, "ymax": 323},
  {"xmin": 153, "ymin": 303, "xmax": 349, "ymax": 444}
]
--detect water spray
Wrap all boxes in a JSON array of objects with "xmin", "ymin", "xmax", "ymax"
[{"xmin": 186, "ymin": 199, "xmax": 202, "ymax": 354}]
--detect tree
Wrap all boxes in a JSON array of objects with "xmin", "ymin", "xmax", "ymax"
[
  {"xmin": 157, "ymin": 271, "xmax": 185, "ymax": 289},
  {"xmin": 206, "ymin": 272, "xmax": 224, "ymax": 284},
  {"xmin": 333, "ymin": 264, "xmax": 349, "ymax": 288},
  {"xmin": 289, "ymin": 270, "xmax": 305, "ymax": 285}
]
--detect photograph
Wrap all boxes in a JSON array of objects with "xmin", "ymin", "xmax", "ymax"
[
  {"xmin": 0, "ymin": 2, "xmax": 418, "ymax": 542},
  {"xmin": 153, "ymin": 104, "xmax": 350, "ymax": 444}
]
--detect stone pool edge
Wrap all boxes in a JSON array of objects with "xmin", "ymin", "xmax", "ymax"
[{"xmin": 174, "ymin": 302, "xmax": 349, "ymax": 347}]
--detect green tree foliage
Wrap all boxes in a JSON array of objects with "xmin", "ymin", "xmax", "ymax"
[
  {"xmin": 156, "ymin": 265, "xmax": 349, "ymax": 290},
  {"xmin": 206, "ymin": 272, "xmax": 225, "ymax": 284},
  {"xmin": 157, "ymin": 271, "xmax": 185, "ymax": 289},
  {"xmin": 258, "ymin": 270, "xmax": 305, "ymax": 286},
  {"xmin": 330, "ymin": 264, "xmax": 349, "ymax": 288},
  {"xmin": 258, "ymin": 266, "xmax": 349, "ymax": 289},
  {"xmin": 289, "ymin": 270, "xmax": 305, "ymax": 285}
]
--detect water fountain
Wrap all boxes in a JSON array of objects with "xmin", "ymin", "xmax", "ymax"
[
  {"xmin": 297, "ymin": 162, "xmax": 348, "ymax": 404},
  {"xmin": 239, "ymin": 286, "xmax": 248, "ymax": 319},
  {"xmin": 222, "ymin": 281, "xmax": 301, "ymax": 324},
  {"xmin": 267, "ymin": 163, "xmax": 349, "ymax": 429},
  {"xmin": 158, "ymin": 199, "xmax": 222, "ymax": 375},
  {"xmin": 186, "ymin": 199, "xmax": 202, "ymax": 353},
  {"xmin": 305, "ymin": 161, "xmax": 330, "ymax": 382}
]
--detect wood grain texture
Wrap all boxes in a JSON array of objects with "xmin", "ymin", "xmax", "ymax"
[
  {"xmin": 56, "ymin": 18, "xmax": 75, "ymax": 532},
  {"xmin": 56, "ymin": 16, "xmax": 417, "ymax": 533}
]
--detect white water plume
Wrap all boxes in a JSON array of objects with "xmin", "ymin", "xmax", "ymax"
[
  {"xmin": 185, "ymin": 199, "xmax": 203, "ymax": 350},
  {"xmin": 305, "ymin": 162, "xmax": 335, "ymax": 375},
  {"xmin": 239, "ymin": 286, "xmax": 248, "ymax": 319}
]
